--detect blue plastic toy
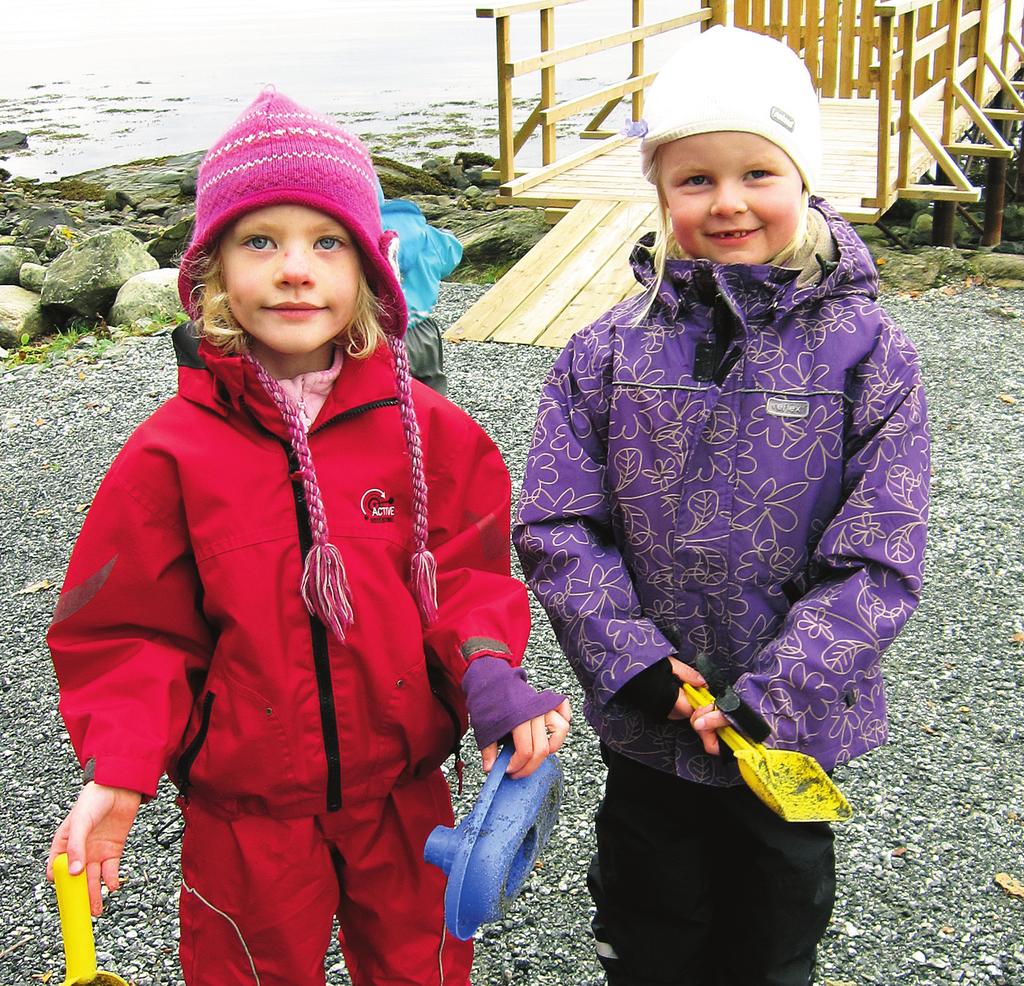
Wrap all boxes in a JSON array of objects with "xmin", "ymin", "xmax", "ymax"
[{"xmin": 424, "ymin": 744, "xmax": 563, "ymax": 940}]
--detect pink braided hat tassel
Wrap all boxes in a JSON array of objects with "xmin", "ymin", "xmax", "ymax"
[
  {"xmin": 410, "ymin": 545, "xmax": 438, "ymax": 625},
  {"xmin": 389, "ymin": 336, "xmax": 439, "ymax": 625},
  {"xmin": 301, "ymin": 540, "xmax": 355, "ymax": 641},
  {"xmin": 246, "ymin": 355, "xmax": 355, "ymax": 641}
]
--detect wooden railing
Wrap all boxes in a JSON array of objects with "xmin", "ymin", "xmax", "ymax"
[
  {"xmin": 479, "ymin": 0, "xmax": 1024, "ymax": 215},
  {"xmin": 477, "ymin": 0, "xmax": 717, "ymax": 182}
]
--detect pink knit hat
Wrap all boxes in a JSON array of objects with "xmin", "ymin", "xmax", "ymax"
[
  {"xmin": 178, "ymin": 89, "xmax": 438, "ymax": 639},
  {"xmin": 177, "ymin": 86, "xmax": 407, "ymax": 337}
]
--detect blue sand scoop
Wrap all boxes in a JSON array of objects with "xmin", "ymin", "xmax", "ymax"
[{"xmin": 424, "ymin": 744, "xmax": 563, "ymax": 940}]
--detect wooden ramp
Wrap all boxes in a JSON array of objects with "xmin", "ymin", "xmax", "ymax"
[
  {"xmin": 449, "ymin": 199, "xmax": 655, "ymax": 348},
  {"xmin": 447, "ymin": 98, "xmax": 946, "ymax": 347},
  {"xmin": 450, "ymin": 0, "xmax": 1024, "ymax": 347}
]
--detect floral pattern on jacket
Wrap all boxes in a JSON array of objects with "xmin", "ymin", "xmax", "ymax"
[{"xmin": 514, "ymin": 200, "xmax": 930, "ymax": 785}]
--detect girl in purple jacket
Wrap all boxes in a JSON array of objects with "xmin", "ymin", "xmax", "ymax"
[{"xmin": 514, "ymin": 27, "xmax": 929, "ymax": 986}]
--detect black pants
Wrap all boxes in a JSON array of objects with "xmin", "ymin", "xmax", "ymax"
[
  {"xmin": 589, "ymin": 743, "xmax": 835, "ymax": 986},
  {"xmin": 405, "ymin": 315, "xmax": 447, "ymax": 396}
]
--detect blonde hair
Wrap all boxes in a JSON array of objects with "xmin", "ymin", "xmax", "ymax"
[
  {"xmin": 631, "ymin": 146, "xmax": 809, "ymax": 325},
  {"xmin": 192, "ymin": 247, "xmax": 387, "ymax": 360}
]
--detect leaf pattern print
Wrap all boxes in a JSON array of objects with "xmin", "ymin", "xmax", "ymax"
[{"xmin": 514, "ymin": 199, "xmax": 929, "ymax": 785}]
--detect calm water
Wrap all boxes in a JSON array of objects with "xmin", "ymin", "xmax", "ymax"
[{"xmin": 0, "ymin": 0, "xmax": 693, "ymax": 179}]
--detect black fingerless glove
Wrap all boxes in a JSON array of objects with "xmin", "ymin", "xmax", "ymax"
[{"xmin": 615, "ymin": 659, "xmax": 679, "ymax": 720}]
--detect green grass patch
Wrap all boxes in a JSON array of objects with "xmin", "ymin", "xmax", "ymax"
[{"xmin": 3, "ymin": 312, "xmax": 186, "ymax": 369}]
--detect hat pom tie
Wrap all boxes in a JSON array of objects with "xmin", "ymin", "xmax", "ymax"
[
  {"xmin": 410, "ymin": 545, "xmax": 439, "ymax": 626},
  {"xmin": 302, "ymin": 540, "xmax": 355, "ymax": 641}
]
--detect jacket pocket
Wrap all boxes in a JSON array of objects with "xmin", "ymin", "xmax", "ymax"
[
  {"xmin": 174, "ymin": 671, "xmax": 298, "ymax": 803},
  {"xmin": 378, "ymin": 660, "xmax": 463, "ymax": 783},
  {"xmin": 175, "ymin": 691, "xmax": 214, "ymax": 794}
]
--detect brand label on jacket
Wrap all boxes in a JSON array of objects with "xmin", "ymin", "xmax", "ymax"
[
  {"xmin": 361, "ymin": 487, "xmax": 396, "ymax": 523},
  {"xmin": 766, "ymin": 396, "xmax": 810, "ymax": 419}
]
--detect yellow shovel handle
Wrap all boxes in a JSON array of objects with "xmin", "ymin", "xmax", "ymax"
[
  {"xmin": 53, "ymin": 853, "xmax": 99, "ymax": 983},
  {"xmin": 682, "ymin": 682, "xmax": 766, "ymax": 756}
]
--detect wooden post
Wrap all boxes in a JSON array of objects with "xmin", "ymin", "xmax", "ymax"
[
  {"xmin": 631, "ymin": 0, "xmax": 645, "ymax": 123},
  {"xmin": 983, "ymin": 92, "xmax": 1007, "ymax": 245},
  {"xmin": 540, "ymin": 7, "xmax": 556, "ymax": 166},
  {"xmin": 496, "ymin": 15, "xmax": 515, "ymax": 184},
  {"xmin": 897, "ymin": 9, "xmax": 919, "ymax": 190},
  {"xmin": 974, "ymin": 0, "xmax": 992, "ymax": 107},
  {"xmin": 875, "ymin": 12, "xmax": 895, "ymax": 211},
  {"xmin": 1016, "ymin": 71, "xmax": 1024, "ymax": 197},
  {"xmin": 932, "ymin": 167, "xmax": 957, "ymax": 246}
]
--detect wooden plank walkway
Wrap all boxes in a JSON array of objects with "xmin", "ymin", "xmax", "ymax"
[{"xmin": 447, "ymin": 98, "xmax": 947, "ymax": 347}]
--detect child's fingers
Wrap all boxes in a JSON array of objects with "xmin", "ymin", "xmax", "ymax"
[
  {"xmin": 691, "ymin": 705, "xmax": 728, "ymax": 757},
  {"xmin": 100, "ymin": 855, "xmax": 121, "ymax": 895},
  {"xmin": 86, "ymin": 860, "xmax": 104, "ymax": 917},
  {"xmin": 480, "ymin": 742, "xmax": 498, "ymax": 774},
  {"xmin": 46, "ymin": 819, "xmax": 71, "ymax": 882},
  {"xmin": 666, "ymin": 656, "xmax": 707, "ymax": 688},
  {"xmin": 543, "ymin": 709, "xmax": 570, "ymax": 754},
  {"xmin": 507, "ymin": 717, "xmax": 550, "ymax": 779}
]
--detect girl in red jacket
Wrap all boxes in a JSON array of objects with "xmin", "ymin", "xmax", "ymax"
[{"xmin": 45, "ymin": 88, "xmax": 571, "ymax": 986}]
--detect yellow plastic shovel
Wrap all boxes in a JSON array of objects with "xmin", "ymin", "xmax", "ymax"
[
  {"xmin": 52, "ymin": 853, "xmax": 129, "ymax": 985},
  {"xmin": 683, "ymin": 683, "xmax": 853, "ymax": 823}
]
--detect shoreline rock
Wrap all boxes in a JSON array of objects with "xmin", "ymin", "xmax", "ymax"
[{"xmin": 5, "ymin": 145, "xmax": 1024, "ymax": 346}]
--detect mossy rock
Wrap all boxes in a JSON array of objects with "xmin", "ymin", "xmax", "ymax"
[
  {"xmin": 971, "ymin": 250, "xmax": 1024, "ymax": 287},
  {"xmin": 371, "ymin": 156, "xmax": 450, "ymax": 198},
  {"xmin": 36, "ymin": 178, "xmax": 107, "ymax": 202},
  {"xmin": 874, "ymin": 247, "xmax": 943, "ymax": 292},
  {"xmin": 454, "ymin": 151, "xmax": 497, "ymax": 169}
]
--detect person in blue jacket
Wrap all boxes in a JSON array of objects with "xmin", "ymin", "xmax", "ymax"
[{"xmin": 379, "ymin": 184, "xmax": 463, "ymax": 394}]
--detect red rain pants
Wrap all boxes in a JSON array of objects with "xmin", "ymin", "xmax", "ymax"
[{"xmin": 177, "ymin": 769, "xmax": 473, "ymax": 985}]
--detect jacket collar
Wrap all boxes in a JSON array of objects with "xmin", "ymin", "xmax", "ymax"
[
  {"xmin": 630, "ymin": 197, "xmax": 878, "ymax": 325},
  {"xmin": 172, "ymin": 323, "xmax": 398, "ymax": 439}
]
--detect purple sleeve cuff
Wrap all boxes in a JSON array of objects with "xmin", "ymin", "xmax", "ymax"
[{"xmin": 461, "ymin": 655, "xmax": 566, "ymax": 750}]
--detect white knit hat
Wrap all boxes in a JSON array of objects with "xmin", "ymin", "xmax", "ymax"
[{"xmin": 640, "ymin": 26, "xmax": 822, "ymax": 194}]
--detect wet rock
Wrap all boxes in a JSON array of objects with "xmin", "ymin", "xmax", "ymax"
[
  {"xmin": 18, "ymin": 262, "xmax": 46, "ymax": 293},
  {"xmin": 179, "ymin": 167, "xmax": 198, "ymax": 197},
  {"xmin": 44, "ymin": 224, "xmax": 88, "ymax": 259},
  {"xmin": 0, "ymin": 285, "xmax": 54, "ymax": 347},
  {"xmin": 373, "ymin": 155, "xmax": 450, "ymax": 197},
  {"xmin": 0, "ymin": 246, "xmax": 39, "ymax": 285},
  {"xmin": 874, "ymin": 247, "xmax": 944, "ymax": 291},
  {"xmin": 135, "ymin": 198, "xmax": 170, "ymax": 217},
  {"xmin": 69, "ymin": 151, "xmax": 204, "ymax": 208},
  {"xmin": 109, "ymin": 268, "xmax": 183, "ymax": 326},
  {"xmin": 440, "ymin": 207, "xmax": 548, "ymax": 282},
  {"xmin": 971, "ymin": 250, "xmax": 1024, "ymax": 288},
  {"xmin": 145, "ymin": 214, "xmax": 193, "ymax": 267},
  {"xmin": 40, "ymin": 228, "xmax": 158, "ymax": 318},
  {"xmin": 18, "ymin": 206, "xmax": 78, "ymax": 252},
  {"xmin": 0, "ymin": 131, "xmax": 29, "ymax": 153},
  {"xmin": 104, "ymin": 189, "xmax": 138, "ymax": 212}
]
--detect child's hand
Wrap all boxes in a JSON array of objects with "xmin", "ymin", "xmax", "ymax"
[
  {"xmin": 46, "ymin": 782, "xmax": 142, "ymax": 916},
  {"xmin": 665, "ymin": 657, "xmax": 726, "ymax": 756},
  {"xmin": 481, "ymin": 698, "xmax": 572, "ymax": 779}
]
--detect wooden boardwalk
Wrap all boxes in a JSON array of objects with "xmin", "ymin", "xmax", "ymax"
[
  {"xmin": 448, "ymin": 100, "xmax": 948, "ymax": 347},
  {"xmin": 447, "ymin": 0, "xmax": 1024, "ymax": 348}
]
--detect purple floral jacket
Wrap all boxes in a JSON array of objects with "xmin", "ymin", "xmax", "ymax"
[{"xmin": 514, "ymin": 201, "xmax": 930, "ymax": 786}]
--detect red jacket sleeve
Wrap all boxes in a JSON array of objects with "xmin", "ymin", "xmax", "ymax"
[
  {"xmin": 47, "ymin": 431, "xmax": 214, "ymax": 797},
  {"xmin": 419, "ymin": 394, "xmax": 531, "ymax": 689}
]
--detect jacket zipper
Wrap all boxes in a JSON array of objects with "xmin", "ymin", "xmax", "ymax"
[
  {"xmin": 241, "ymin": 393, "xmax": 398, "ymax": 813},
  {"xmin": 286, "ymin": 444, "xmax": 345, "ymax": 812},
  {"xmin": 177, "ymin": 691, "xmax": 215, "ymax": 795},
  {"xmin": 302, "ymin": 397, "xmax": 399, "ymax": 812}
]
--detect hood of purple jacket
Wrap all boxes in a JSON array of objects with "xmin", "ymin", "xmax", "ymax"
[{"xmin": 514, "ymin": 200, "xmax": 929, "ymax": 785}]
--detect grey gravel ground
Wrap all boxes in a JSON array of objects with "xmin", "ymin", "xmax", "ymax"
[{"xmin": 1, "ymin": 281, "xmax": 1022, "ymax": 985}]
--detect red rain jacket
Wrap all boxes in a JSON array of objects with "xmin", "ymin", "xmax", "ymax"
[{"xmin": 48, "ymin": 329, "xmax": 530, "ymax": 817}]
